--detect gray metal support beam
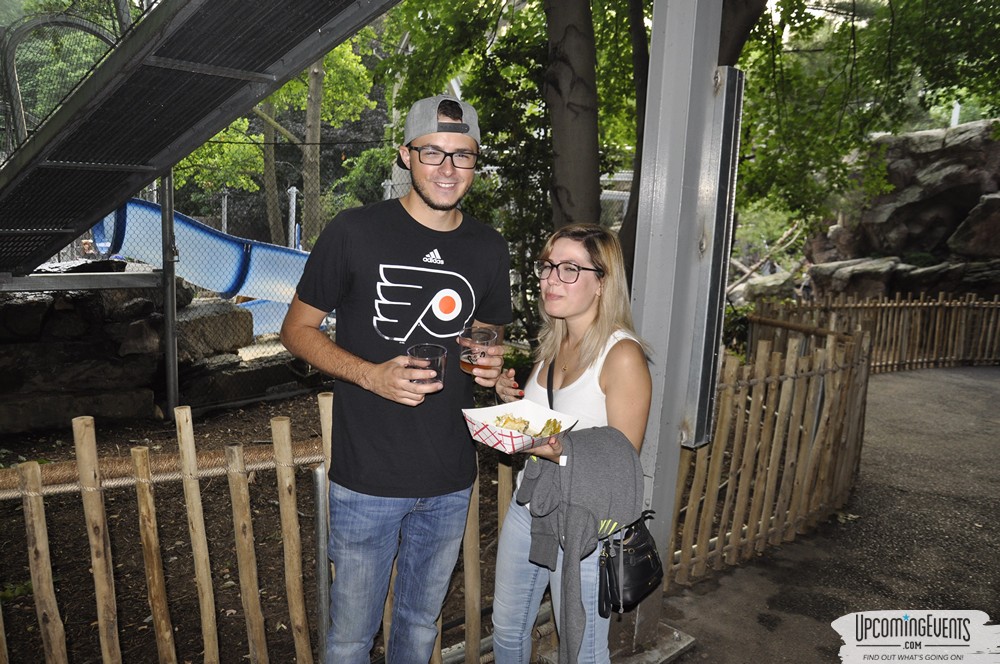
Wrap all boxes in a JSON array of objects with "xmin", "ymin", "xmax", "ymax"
[
  {"xmin": 160, "ymin": 173, "xmax": 179, "ymax": 414},
  {"xmin": 617, "ymin": 0, "xmax": 736, "ymax": 655},
  {"xmin": 0, "ymin": 271, "xmax": 161, "ymax": 291}
]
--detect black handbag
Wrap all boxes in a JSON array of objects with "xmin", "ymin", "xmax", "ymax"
[
  {"xmin": 545, "ymin": 362, "xmax": 664, "ymax": 619},
  {"xmin": 597, "ymin": 511, "xmax": 664, "ymax": 617}
]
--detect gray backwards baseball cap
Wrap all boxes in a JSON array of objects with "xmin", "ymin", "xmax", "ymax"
[{"xmin": 403, "ymin": 94, "xmax": 481, "ymax": 146}]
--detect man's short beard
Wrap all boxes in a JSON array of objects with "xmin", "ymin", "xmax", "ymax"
[{"xmin": 410, "ymin": 173, "xmax": 465, "ymax": 211}]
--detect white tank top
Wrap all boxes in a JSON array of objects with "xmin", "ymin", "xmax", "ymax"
[{"xmin": 523, "ymin": 329, "xmax": 637, "ymax": 430}]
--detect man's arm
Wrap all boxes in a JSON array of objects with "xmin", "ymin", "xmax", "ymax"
[{"xmin": 280, "ymin": 294, "xmax": 442, "ymax": 406}]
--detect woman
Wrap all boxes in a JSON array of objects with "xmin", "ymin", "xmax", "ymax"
[{"xmin": 491, "ymin": 224, "xmax": 653, "ymax": 663}]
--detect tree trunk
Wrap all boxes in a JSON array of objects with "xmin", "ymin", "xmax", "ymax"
[
  {"xmin": 260, "ymin": 100, "xmax": 284, "ymax": 245},
  {"xmin": 620, "ymin": 0, "xmax": 765, "ymax": 282},
  {"xmin": 718, "ymin": 0, "xmax": 768, "ymax": 66},
  {"xmin": 544, "ymin": 0, "xmax": 601, "ymax": 229},
  {"xmin": 301, "ymin": 57, "xmax": 324, "ymax": 249},
  {"xmin": 618, "ymin": 0, "xmax": 650, "ymax": 287}
]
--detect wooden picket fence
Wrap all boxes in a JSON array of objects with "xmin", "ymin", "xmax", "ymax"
[
  {"xmin": 662, "ymin": 293, "xmax": 1000, "ymax": 587},
  {"xmin": 0, "ymin": 393, "xmax": 492, "ymax": 664},
  {"xmin": 3, "ymin": 295, "xmax": 995, "ymax": 662},
  {"xmin": 0, "ymin": 403, "xmax": 329, "ymax": 664},
  {"xmin": 752, "ymin": 293, "xmax": 1000, "ymax": 373},
  {"xmin": 662, "ymin": 321, "xmax": 872, "ymax": 587}
]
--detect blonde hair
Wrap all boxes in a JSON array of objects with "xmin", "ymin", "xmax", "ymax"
[{"xmin": 534, "ymin": 224, "xmax": 648, "ymax": 368}]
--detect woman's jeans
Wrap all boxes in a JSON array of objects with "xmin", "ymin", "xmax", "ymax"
[
  {"xmin": 491, "ymin": 500, "xmax": 610, "ymax": 664},
  {"xmin": 326, "ymin": 481, "xmax": 472, "ymax": 664}
]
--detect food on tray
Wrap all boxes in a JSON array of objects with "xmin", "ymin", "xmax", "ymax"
[
  {"xmin": 494, "ymin": 414, "xmax": 531, "ymax": 433},
  {"xmin": 494, "ymin": 414, "xmax": 563, "ymax": 437},
  {"xmin": 538, "ymin": 418, "xmax": 562, "ymax": 437}
]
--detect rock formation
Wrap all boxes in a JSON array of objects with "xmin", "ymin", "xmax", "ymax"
[
  {"xmin": 0, "ymin": 263, "xmax": 309, "ymax": 434},
  {"xmin": 749, "ymin": 120, "xmax": 1000, "ymax": 302}
]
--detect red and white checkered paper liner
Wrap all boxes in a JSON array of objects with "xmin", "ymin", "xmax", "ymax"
[{"xmin": 462, "ymin": 400, "xmax": 577, "ymax": 455}]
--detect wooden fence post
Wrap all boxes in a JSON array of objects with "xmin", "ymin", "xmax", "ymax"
[
  {"xmin": 463, "ymin": 465, "xmax": 482, "ymax": 664},
  {"xmin": 0, "ymin": 592, "xmax": 7, "ymax": 664},
  {"xmin": 758, "ymin": 338, "xmax": 802, "ymax": 550},
  {"xmin": 693, "ymin": 356, "xmax": 738, "ymax": 576},
  {"xmin": 704, "ymin": 357, "xmax": 739, "ymax": 572},
  {"xmin": 174, "ymin": 406, "xmax": 220, "ymax": 663},
  {"xmin": 225, "ymin": 443, "xmax": 269, "ymax": 663},
  {"xmin": 130, "ymin": 446, "xmax": 177, "ymax": 664},
  {"xmin": 740, "ymin": 341, "xmax": 772, "ymax": 559},
  {"xmin": 776, "ymin": 353, "xmax": 812, "ymax": 544},
  {"xmin": 720, "ymin": 365, "xmax": 751, "ymax": 566},
  {"xmin": 270, "ymin": 417, "xmax": 313, "ymax": 664},
  {"xmin": 72, "ymin": 416, "xmax": 122, "ymax": 664},
  {"xmin": 17, "ymin": 461, "xmax": 68, "ymax": 664}
]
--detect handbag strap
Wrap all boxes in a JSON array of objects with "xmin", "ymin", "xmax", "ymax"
[
  {"xmin": 598, "ymin": 540, "xmax": 611, "ymax": 619},
  {"xmin": 546, "ymin": 360, "xmax": 555, "ymax": 409}
]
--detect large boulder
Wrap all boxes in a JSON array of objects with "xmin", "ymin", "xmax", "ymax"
[
  {"xmin": 176, "ymin": 298, "xmax": 254, "ymax": 363},
  {"xmin": 807, "ymin": 257, "xmax": 1000, "ymax": 299},
  {"xmin": 948, "ymin": 193, "xmax": 1000, "ymax": 258},
  {"xmin": 742, "ymin": 271, "xmax": 797, "ymax": 302},
  {"xmin": 831, "ymin": 120, "xmax": 1000, "ymax": 262},
  {"xmin": 807, "ymin": 120, "xmax": 1000, "ymax": 300},
  {"xmin": 0, "ymin": 288, "xmax": 257, "ymax": 434}
]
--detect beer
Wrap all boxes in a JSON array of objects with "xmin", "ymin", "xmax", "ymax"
[
  {"xmin": 457, "ymin": 327, "xmax": 497, "ymax": 375},
  {"xmin": 460, "ymin": 353, "xmax": 484, "ymax": 374}
]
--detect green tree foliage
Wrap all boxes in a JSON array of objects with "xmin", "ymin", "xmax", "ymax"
[
  {"xmin": 3, "ymin": 1, "xmax": 143, "ymax": 140},
  {"xmin": 10, "ymin": 21, "xmax": 113, "ymax": 127},
  {"xmin": 871, "ymin": 0, "xmax": 1000, "ymax": 117},
  {"xmin": 173, "ymin": 118, "xmax": 263, "ymax": 192},
  {"xmin": 376, "ymin": 0, "xmax": 642, "ymax": 340},
  {"xmin": 171, "ymin": 33, "xmax": 376, "ymax": 243},
  {"xmin": 321, "ymin": 144, "xmax": 395, "ymax": 219},
  {"xmin": 735, "ymin": 0, "xmax": 1000, "ymax": 241},
  {"xmin": 265, "ymin": 30, "xmax": 377, "ymax": 129},
  {"xmin": 461, "ymin": 14, "xmax": 552, "ymax": 342},
  {"xmin": 173, "ymin": 35, "xmax": 374, "ymax": 195}
]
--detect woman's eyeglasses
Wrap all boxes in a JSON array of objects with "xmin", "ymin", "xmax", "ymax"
[{"xmin": 533, "ymin": 260, "xmax": 603, "ymax": 284}]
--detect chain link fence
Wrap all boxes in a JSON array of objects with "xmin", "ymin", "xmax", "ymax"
[{"xmin": 31, "ymin": 115, "xmax": 630, "ymax": 415}]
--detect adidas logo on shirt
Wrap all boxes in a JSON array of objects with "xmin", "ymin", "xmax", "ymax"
[{"xmin": 423, "ymin": 249, "xmax": 444, "ymax": 265}]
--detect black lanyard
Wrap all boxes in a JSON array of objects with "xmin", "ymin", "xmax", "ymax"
[{"xmin": 546, "ymin": 360, "xmax": 555, "ymax": 409}]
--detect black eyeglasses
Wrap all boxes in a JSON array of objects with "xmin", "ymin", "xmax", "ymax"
[
  {"xmin": 409, "ymin": 145, "xmax": 479, "ymax": 169},
  {"xmin": 533, "ymin": 260, "xmax": 603, "ymax": 284}
]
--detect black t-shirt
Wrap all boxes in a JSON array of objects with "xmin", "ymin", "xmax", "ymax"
[{"xmin": 296, "ymin": 199, "xmax": 512, "ymax": 497}]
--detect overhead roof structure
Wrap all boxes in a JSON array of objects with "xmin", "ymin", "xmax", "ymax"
[{"xmin": 0, "ymin": 0, "xmax": 398, "ymax": 277}]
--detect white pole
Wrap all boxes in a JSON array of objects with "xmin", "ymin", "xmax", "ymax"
[{"xmin": 287, "ymin": 186, "xmax": 299, "ymax": 249}]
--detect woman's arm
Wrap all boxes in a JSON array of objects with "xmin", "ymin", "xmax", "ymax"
[{"xmin": 601, "ymin": 338, "xmax": 652, "ymax": 452}]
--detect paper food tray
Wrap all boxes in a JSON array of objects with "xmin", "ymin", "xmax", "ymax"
[{"xmin": 462, "ymin": 400, "xmax": 577, "ymax": 454}]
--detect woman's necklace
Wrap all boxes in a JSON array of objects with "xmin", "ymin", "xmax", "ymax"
[{"xmin": 559, "ymin": 340, "xmax": 580, "ymax": 373}]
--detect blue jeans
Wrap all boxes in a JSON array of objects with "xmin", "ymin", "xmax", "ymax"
[
  {"xmin": 491, "ymin": 500, "xmax": 610, "ymax": 664},
  {"xmin": 326, "ymin": 481, "xmax": 472, "ymax": 664}
]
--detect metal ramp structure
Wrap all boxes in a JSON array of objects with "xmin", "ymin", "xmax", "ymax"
[{"xmin": 0, "ymin": 0, "xmax": 397, "ymax": 278}]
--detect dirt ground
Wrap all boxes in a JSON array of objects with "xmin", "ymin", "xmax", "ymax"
[{"xmin": 0, "ymin": 390, "xmax": 508, "ymax": 663}]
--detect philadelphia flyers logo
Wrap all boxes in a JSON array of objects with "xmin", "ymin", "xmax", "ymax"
[{"xmin": 373, "ymin": 265, "xmax": 476, "ymax": 342}]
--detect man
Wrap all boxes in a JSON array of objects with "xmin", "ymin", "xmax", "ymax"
[{"xmin": 280, "ymin": 94, "xmax": 511, "ymax": 664}]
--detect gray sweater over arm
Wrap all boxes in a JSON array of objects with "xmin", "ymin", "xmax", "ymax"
[{"xmin": 515, "ymin": 426, "xmax": 644, "ymax": 663}]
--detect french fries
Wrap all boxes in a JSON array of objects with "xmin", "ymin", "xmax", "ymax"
[{"xmin": 494, "ymin": 414, "xmax": 563, "ymax": 437}]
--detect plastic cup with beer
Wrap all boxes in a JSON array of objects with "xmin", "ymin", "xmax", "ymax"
[{"xmin": 457, "ymin": 327, "xmax": 498, "ymax": 375}]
